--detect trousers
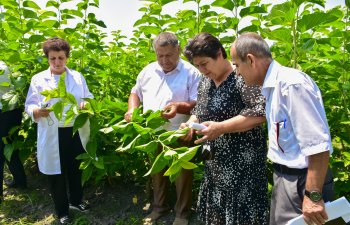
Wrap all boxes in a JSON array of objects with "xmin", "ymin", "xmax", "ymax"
[
  {"xmin": 47, "ymin": 127, "xmax": 84, "ymax": 217},
  {"xmin": 270, "ymin": 166, "xmax": 334, "ymax": 225},
  {"xmin": 152, "ymin": 167, "xmax": 193, "ymax": 219},
  {"xmin": 0, "ymin": 109, "xmax": 27, "ymax": 198}
]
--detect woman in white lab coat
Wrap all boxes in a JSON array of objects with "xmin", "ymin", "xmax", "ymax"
[{"xmin": 25, "ymin": 37, "xmax": 93, "ymax": 224}]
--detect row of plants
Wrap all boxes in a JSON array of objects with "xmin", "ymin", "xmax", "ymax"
[{"xmin": 0, "ymin": 0, "xmax": 349, "ymax": 198}]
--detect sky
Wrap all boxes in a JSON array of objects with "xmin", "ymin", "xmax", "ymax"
[{"xmin": 36, "ymin": 0, "xmax": 345, "ymax": 42}]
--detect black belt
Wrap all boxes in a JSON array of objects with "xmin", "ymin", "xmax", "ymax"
[{"xmin": 273, "ymin": 163, "xmax": 307, "ymax": 175}]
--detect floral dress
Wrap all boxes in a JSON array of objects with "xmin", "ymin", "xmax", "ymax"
[{"xmin": 194, "ymin": 72, "xmax": 269, "ymax": 225}]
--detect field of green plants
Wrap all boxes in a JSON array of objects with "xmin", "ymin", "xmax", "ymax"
[{"xmin": 1, "ymin": 0, "xmax": 349, "ymax": 212}]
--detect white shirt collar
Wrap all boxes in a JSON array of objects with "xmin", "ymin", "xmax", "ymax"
[{"xmin": 262, "ymin": 60, "xmax": 281, "ymax": 97}]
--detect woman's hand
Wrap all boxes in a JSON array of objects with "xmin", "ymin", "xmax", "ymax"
[
  {"xmin": 194, "ymin": 121, "xmax": 223, "ymax": 144},
  {"xmin": 33, "ymin": 108, "xmax": 51, "ymax": 120}
]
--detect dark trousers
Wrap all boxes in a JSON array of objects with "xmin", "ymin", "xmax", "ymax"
[
  {"xmin": 270, "ymin": 166, "xmax": 334, "ymax": 225},
  {"xmin": 0, "ymin": 109, "xmax": 27, "ymax": 198},
  {"xmin": 47, "ymin": 127, "xmax": 84, "ymax": 218}
]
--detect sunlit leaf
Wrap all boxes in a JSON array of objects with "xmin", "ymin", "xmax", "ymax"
[{"xmin": 73, "ymin": 113, "xmax": 89, "ymax": 134}]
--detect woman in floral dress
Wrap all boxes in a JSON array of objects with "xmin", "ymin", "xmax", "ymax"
[{"xmin": 182, "ymin": 33, "xmax": 269, "ymax": 225}]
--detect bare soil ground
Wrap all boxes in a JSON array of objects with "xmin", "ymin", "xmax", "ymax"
[{"xmin": 1, "ymin": 166, "xmax": 202, "ymax": 225}]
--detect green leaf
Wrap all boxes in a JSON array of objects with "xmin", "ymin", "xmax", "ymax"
[
  {"xmin": 239, "ymin": 6, "xmax": 267, "ymax": 18},
  {"xmin": 131, "ymin": 108, "xmax": 144, "ymax": 123},
  {"xmin": 85, "ymin": 139, "xmax": 97, "ymax": 158},
  {"xmin": 300, "ymin": 38, "xmax": 316, "ymax": 51},
  {"xmin": 212, "ymin": 0, "xmax": 235, "ymax": 11},
  {"xmin": 29, "ymin": 35, "xmax": 46, "ymax": 43},
  {"xmin": 178, "ymin": 145, "xmax": 200, "ymax": 162},
  {"xmin": 58, "ymin": 74, "xmax": 67, "ymax": 97},
  {"xmin": 132, "ymin": 123, "xmax": 153, "ymax": 135},
  {"xmin": 22, "ymin": 9, "xmax": 37, "ymax": 18},
  {"xmin": 164, "ymin": 161, "xmax": 181, "ymax": 176},
  {"xmin": 116, "ymin": 134, "xmax": 142, "ymax": 152},
  {"xmin": 159, "ymin": 129, "xmax": 189, "ymax": 145},
  {"xmin": 180, "ymin": 161, "xmax": 197, "ymax": 170},
  {"xmin": 92, "ymin": 156, "xmax": 104, "ymax": 169},
  {"xmin": 134, "ymin": 141, "xmax": 159, "ymax": 154},
  {"xmin": 268, "ymin": 2, "xmax": 296, "ymax": 25},
  {"xmin": 1, "ymin": 91, "xmax": 19, "ymax": 111},
  {"xmin": 76, "ymin": 153, "xmax": 91, "ymax": 160},
  {"xmin": 160, "ymin": 0, "xmax": 177, "ymax": 6},
  {"xmin": 64, "ymin": 105, "xmax": 77, "ymax": 126},
  {"xmin": 73, "ymin": 113, "xmax": 89, "ymax": 134},
  {"xmin": 81, "ymin": 165, "xmax": 93, "ymax": 185},
  {"xmin": 66, "ymin": 92, "xmax": 77, "ymax": 105},
  {"xmin": 146, "ymin": 110, "xmax": 168, "ymax": 129},
  {"xmin": 4, "ymin": 144, "xmax": 14, "ymax": 161},
  {"xmin": 144, "ymin": 151, "xmax": 167, "ymax": 176},
  {"xmin": 346, "ymin": 0, "xmax": 350, "ymax": 8},
  {"xmin": 23, "ymin": 1, "xmax": 41, "ymax": 9},
  {"xmin": 52, "ymin": 101, "xmax": 64, "ymax": 120},
  {"xmin": 42, "ymin": 89, "xmax": 59, "ymax": 101},
  {"xmin": 164, "ymin": 149, "xmax": 177, "ymax": 160},
  {"xmin": 46, "ymin": 0, "xmax": 59, "ymax": 8},
  {"xmin": 293, "ymin": 0, "xmax": 325, "ymax": 7},
  {"xmin": 297, "ymin": 12, "xmax": 339, "ymax": 32}
]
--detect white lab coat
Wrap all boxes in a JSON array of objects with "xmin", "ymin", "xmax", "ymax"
[{"xmin": 25, "ymin": 67, "xmax": 93, "ymax": 175}]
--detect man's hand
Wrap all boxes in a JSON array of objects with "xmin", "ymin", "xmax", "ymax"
[
  {"xmin": 303, "ymin": 197, "xmax": 328, "ymax": 225},
  {"xmin": 124, "ymin": 110, "xmax": 133, "ymax": 122},
  {"xmin": 194, "ymin": 121, "xmax": 222, "ymax": 144},
  {"xmin": 179, "ymin": 122, "xmax": 195, "ymax": 142},
  {"xmin": 33, "ymin": 108, "xmax": 50, "ymax": 120},
  {"xmin": 162, "ymin": 103, "xmax": 177, "ymax": 119}
]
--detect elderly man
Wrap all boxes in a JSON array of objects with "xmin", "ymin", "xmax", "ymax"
[
  {"xmin": 124, "ymin": 32, "xmax": 201, "ymax": 225},
  {"xmin": 230, "ymin": 32, "xmax": 334, "ymax": 225}
]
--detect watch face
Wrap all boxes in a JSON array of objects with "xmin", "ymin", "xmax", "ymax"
[{"xmin": 310, "ymin": 191, "xmax": 322, "ymax": 202}]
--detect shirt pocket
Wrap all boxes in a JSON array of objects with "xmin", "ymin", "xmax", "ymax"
[{"xmin": 272, "ymin": 118, "xmax": 295, "ymax": 154}]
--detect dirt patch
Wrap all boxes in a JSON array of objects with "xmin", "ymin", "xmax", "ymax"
[{"xmin": 1, "ymin": 167, "xmax": 202, "ymax": 225}]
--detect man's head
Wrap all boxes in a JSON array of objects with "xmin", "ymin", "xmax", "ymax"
[
  {"xmin": 230, "ymin": 32, "xmax": 272, "ymax": 86},
  {"xmin": 153, "ymin": 32, "xmax": 180, "ymax": 73}
]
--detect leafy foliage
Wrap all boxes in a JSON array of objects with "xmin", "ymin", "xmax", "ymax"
[{"xmin": 0, "ymin": 0, "xmax": 349, "ymax": 198}]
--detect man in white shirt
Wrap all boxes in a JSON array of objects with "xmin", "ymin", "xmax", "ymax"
[
  {"xmin": 230, "ymin": 32, "xmax": 334, "ymax": 225},
  {"xmin": 124, "ymin": 32, "xmax": 201, "ymax": 225}
]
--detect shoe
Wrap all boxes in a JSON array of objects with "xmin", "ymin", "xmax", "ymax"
[
  {"xmin": 69, "ymin": 202, "xmax": 90, "ymax": 212},
  {"xmin": 59, "ymin": 215, "xmax": 71, "ymax": 224},
  {"xmin": 143, "ymin": 210, "xmax": 169, "ymax": 223},
  {"xmin": 173, "ymin": 217, "xmax": 189, "ymax": 225},
  {"xmin": 5, "ymin": 180, "xmax": 27, "ymax": 189}
]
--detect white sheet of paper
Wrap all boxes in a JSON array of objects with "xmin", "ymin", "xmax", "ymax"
[{"xmin": 286, "ymin": 197, "xmax": 350, "ymax": 225}]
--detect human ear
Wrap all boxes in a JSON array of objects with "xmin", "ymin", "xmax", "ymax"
[{"xmin": 247, "ymin": 54, "xmax": 254, "ymax": 67}]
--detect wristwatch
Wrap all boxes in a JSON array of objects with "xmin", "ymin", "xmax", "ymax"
[{"xmin": 305, "ymin": 190, "xmax": 323, "ymax": 202}]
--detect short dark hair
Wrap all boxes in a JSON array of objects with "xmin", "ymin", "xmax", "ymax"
[
  {"xmin": 234, "ymin": 32, "xmax": 272, "ymax": 62},
  {"xmin": 43, "ymin": 37, "xmax": 70, "ymax": 58},
  {"xmin": 183, "ymin": 32, "xmax": 226, "ymax": 63},
  {"xmin": 153, "ymin": 32, "xmax": 179, "ymax": 49}
]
